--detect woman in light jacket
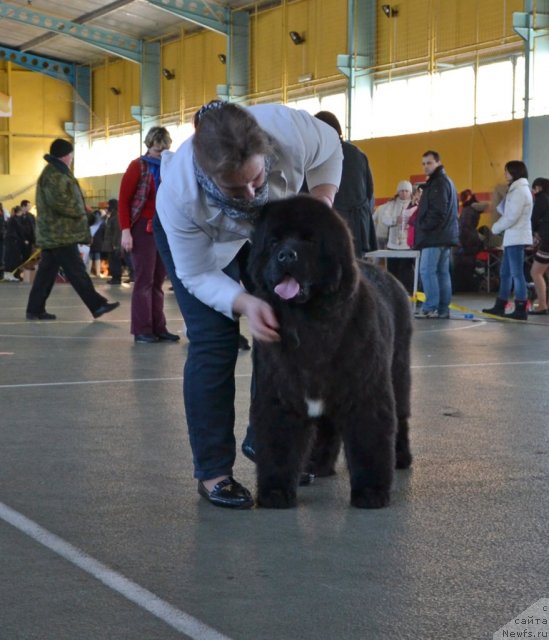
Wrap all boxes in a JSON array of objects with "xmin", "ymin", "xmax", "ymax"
[
  {"xmin": 154, "ymin": 101, "xmax": 342, "ymax": 509},
  {"xmin": 482, "ymin": 160, "xmax": 533, "ymax": 320},
  {"xmin": 378, "ymin": 180, "xmax": 414, "ymax": 292}
]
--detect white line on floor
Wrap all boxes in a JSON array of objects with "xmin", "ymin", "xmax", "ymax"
[
  {"xmin": 0, "ymin": 501, "xmax": 232, "ymax": 640},
  {"xmin": 0, "ymin": 376, "xmax": 184, "ymax": 389},
  {"xmin": 1, "ymin": 361, "xmax": 549, "ymax": 390}
]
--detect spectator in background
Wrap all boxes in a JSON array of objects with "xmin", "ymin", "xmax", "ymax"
[
  {"xmin": 378, "ymin": 180, "xmax": 415, "ymax": 293},
  {"xmin": 482, "ymin": 160, "xmax": 533, "ymax": 320},
  {"xmin": 414, "ymin": 150, "xmax": 459, "ymax": 319},
  {"xmin": 452, "ymin": 189, "xmax": 485, "ymax": 292},
  {"xmin": 4, "ymin": 205, "xmax": 27, "ymax": 280},
  {"xmin": 88, "ymin": 209, "xmax": 106, "ymax": 277},
  {"xmin": 119, "ymin": 126, "xmax": 179, "ymax": 344},
  {"xmin": 372, "ymin": 205, "xmax": 389, "ymax": 250},
  {"xmin": 528, "ymin": 177, "xmax": 549, "ymax": 315},
  {"xmin": 19, "ymin": 199, "xmax": 36, "ymax": 251},
  {"xmin": 103, "ymin": 198, "xmax": 123, "ymax": 285},
  {"xmin": 313, "ymin": 111, "xmax": 377, "ymax": 255},
  {"xmin": 25, "ymin": 138, "xmax": 119, "ymax": 320},
  {"xmin": 0, "ymin": 202, "xmax": 7, "ymax": 280}
]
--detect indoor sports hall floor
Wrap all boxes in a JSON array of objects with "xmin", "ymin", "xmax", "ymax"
[{"xmin": 1, "ymin": 281, "xmax": 548, "ymax": 640}]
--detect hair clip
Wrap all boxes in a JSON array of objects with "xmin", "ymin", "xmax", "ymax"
[{"xmin": 193, "ymin": 100, "xmax": 228, "ymax": 129}]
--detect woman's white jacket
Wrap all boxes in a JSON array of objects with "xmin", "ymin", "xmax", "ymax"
[
  {"xmin": 492, "ymin": 177, "xmax": 533, "ymax": 247},
  {"xmin": 156, "ymin": 104, "xmax": 342, "ymax": 319},
  {"xmin": 377, "ymin": 197, "xmax": 412, "ymax": 249}
]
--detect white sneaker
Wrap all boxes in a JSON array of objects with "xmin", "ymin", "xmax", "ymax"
[
  {"xmin": 2, "ymin": 273, "xmax": 20, "ymax": 282},
  {"xmin": 414, "ymin": 309, "xmax": 439, "ymax": 319}
]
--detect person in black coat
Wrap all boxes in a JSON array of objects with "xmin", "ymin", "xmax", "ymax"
[
  {"xmin": 529, "ymin": 177, "xmax": 549, "ymax": 314},
  {"xmin": 0, "ymin": 204, "xmax": 6, "ymax": 279},
  {"xmin": 4, "ymin": 206, "xmax": 28, "ymax": 279},
  {"xmin": 414, "ymin": 150, "xmax": 459, "ymax": 318},
  {"xmin": 314, "ymin": 111, "xmax": 377, "ymax": 255}
]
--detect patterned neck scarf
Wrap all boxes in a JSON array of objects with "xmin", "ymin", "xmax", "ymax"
[
  {"xmin": 193, "ymin": 155, "xmax": 272, "ymax": 223},
  {"xmin": 142, "ymin": 154, "xmax": 161, "ymax": 191}
]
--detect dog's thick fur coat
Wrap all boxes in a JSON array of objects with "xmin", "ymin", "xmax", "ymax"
[{"xmin": 248, "ymin": 196, "xmax": 412, "ymax": 508}]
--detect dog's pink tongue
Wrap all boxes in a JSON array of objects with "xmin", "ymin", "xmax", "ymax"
[{"xmin": 274, "ymin": 276, "xmax": 300, "ymax": 300}]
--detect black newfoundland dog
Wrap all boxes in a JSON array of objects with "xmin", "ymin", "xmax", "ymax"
[{"xmin": 248, "ymin": 196, "xmax": 412, "ymax": 509}]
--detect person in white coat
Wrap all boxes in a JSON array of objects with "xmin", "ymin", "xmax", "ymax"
[
  {"xmin": 154, "ymin": 101, "xmax": 342, "ymax": 509},
  {"xmin": 378, "ymin": 180, "xmax": 414, "ymax": 292},
  {"xmin": 482, "ymin": 160, "xmax": 533, "ymax": 320}
]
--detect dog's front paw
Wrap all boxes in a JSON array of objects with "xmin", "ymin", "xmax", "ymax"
[
  {"xmin": 350, "ymin": 488, "xmax": 390, "ymax": 509},
  {"xmin": 395, "ymin": 449, "xmax": 412, "ymax": 469},
  {"xmin": 257, "ymin": 488, "xmax": 297, "ymax": 509}
]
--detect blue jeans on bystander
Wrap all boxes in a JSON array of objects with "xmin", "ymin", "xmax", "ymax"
[
  {"xmin": 419, "ymin": 246, "xmax": 452, "ymax": 316},
  {"xmin": 498, "ymin": 244, "xmax": 527, "ymax": 301}
]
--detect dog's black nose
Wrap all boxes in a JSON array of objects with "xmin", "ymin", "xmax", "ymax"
[{"xmin": 277, "ymin": 248, "xmax": 298, "ymax": 263}]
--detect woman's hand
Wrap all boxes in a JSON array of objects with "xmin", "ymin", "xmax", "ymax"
[
  {"xmin": 233, "ymin": 292, "xmax": 280, "ymax": 342},
  {"xmin": 121, "ymin": 228, "xmax": 133, "ymax": 252}
]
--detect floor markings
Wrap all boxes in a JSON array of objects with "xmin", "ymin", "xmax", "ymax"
[{"xmin": 0, "ymin": 501, "xmax": 233, "ymax": 640}]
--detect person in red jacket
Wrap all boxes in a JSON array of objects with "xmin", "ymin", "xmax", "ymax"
[{"xmin": 119, "ymin": 127, "xmax": 179, "ymax": 343}]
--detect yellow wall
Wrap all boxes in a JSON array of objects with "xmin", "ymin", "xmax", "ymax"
[
  {"xmin": 377, "ymin": 0, "xmax": 523, "ymax": 71},
  {"xmin": 250, "ymin": 0, "xmax": 346, "ymax": 98},
  {"xmin": 0, "ymin": 63, "xmax": 73, "ymax": 210},
  {"xmin": 79, "ymin": 173, "xmax": 124, "ymax": 208},
  {"xmin": 91, "ymin": 60, "xmax": 140, "ymax": 132},
  {"xmin": 358, "ymin": 120, "xmax": 523, "ymax": 200}
]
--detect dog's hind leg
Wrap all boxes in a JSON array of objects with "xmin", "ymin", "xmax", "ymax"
[
  {"xmin": 391, "ymin": 337, "xmax": 413, "ymax": 469},
  {"xmin": 342, "ymin": 385, "xmax": 396, "ymax": 509},
  {"xmin": 308, "ymin": 416, "xmax": 341, "ymax": 477}
]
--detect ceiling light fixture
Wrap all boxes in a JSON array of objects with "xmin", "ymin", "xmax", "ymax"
[
  {"xmin": 218, "ymin": 53, "xmax": 227, "ymax": 64},
  {"xmin": 162, "ymin": 68, "xmax": 175, "ymax": 80},
  {"xmin": 109, "ymin": 87, "xmax": 121, "ymax": 95},
  {"xmin": 381, "ymin": 4, "xmax": 398, "ymax": 17},
  {"xmin": 289, "ymin": 31, "xmax": 305, "ymax": 45}
]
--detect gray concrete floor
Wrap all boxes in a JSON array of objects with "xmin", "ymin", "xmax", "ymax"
[{"xmin": 1, "ymin": 279, "xmax": 548, "ymax": 640}]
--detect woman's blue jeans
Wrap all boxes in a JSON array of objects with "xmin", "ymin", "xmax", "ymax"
[
  {"xmin": 154, "ymin": 216, "xmax": 246, "ymax": 481},
  {"xmin": 419, "ymin": 246, "xmax": 452, "ymax": 315},
  {"xmin": 498, "ymin": 244, "xmax": 527, "ymax": 301}
]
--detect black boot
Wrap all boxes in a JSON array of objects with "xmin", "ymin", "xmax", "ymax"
[
  {"xmin": 482, "ymin": 297, "xmax": 507, "ymax": 316},
  {"xmin": 506, "ymin": 300, "xmax": 528, "ymax": 320}
]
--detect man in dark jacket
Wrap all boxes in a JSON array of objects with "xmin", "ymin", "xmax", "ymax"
[
  {"xmin": 25, "ymin": 138, "xmax": 119, "ymax": 320},
  {"xmin": 414, "ymin": 150, "xmax": 458, "ymax": 319}
]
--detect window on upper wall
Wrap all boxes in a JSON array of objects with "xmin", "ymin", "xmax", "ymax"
[
  {"xmin": 432, "ymin": 67, "xmax": 475, "ymax": 130},
  {"xmin": 476, "ymin": 60, "xmax": 515, "ymax": 124},
  {"xmin": 514, "ymin": 56, "xmax": 526, "ymax": 119},
  {"xmin": 287, "ymin": 93, "xmax": 347, "ymax": 137},
  {"xmin": 365, "ymin": 56, "xmax": 530, "ymax": 139}
]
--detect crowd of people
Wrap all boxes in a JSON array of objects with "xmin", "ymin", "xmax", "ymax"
[{"xmin": 2, "ymin": 104, "xmax": 548, "ymax": 509}]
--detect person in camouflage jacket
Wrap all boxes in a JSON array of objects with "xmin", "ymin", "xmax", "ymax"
[
  {"xmin": 35, "ymin": 151, "xmax": 91, "ymax": 249},
  {"xmin": 25, "ymin": 139, "xmax": 119, "ymax": 320}
]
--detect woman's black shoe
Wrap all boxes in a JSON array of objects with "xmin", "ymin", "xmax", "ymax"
[
  {"xmin": 134, "ymin": 334, "xmax": 159, "ymax": 343},
  {"xmin": 156, "ymin": 331, "xmax": 181, "ymax": 342},
  {"xmin": 197, "ymin": 477, "xmax": 254, "ymax": 509},
  {"xmin": 529, "ymin": 308, "xmax": 548, "ymax": 315}
]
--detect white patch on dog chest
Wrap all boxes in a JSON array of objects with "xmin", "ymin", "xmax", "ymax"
[{"xmin": 305, "ymin": 397, "xmax": 325, "ymax": 417}]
